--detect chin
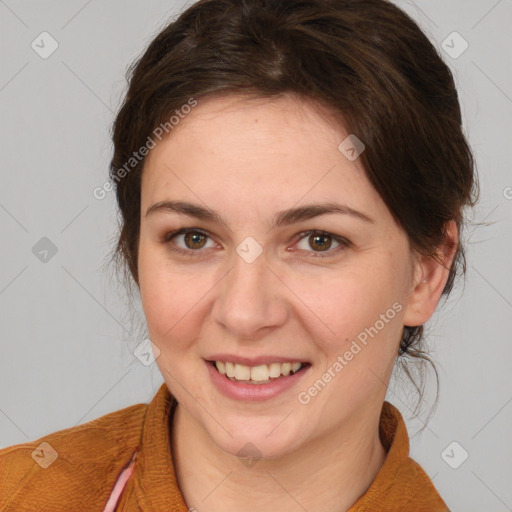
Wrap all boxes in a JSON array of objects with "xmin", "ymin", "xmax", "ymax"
[{"xmin": 205, "ymin": 416, "xmax": 304, "ymax": 462}]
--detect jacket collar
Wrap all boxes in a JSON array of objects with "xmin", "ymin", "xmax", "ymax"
[{"xmin": 134, "ymin": 383, "xmax": 188, "ymax": 511}]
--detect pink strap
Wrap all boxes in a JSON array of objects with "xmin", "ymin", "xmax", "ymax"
[{"xmin": 102, "ymin": 449, "xmax": 138, "ymax": 512}]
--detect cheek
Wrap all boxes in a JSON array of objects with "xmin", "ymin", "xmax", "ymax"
[
  {"xmin": 138, "ymin": 243, "xmax": 208, "ymax": 344},
  {"xmin": 288, "ymin": 262, "xmax": 402, "ymax": 345},
  {"xmin": 293, "ymin": 269, "xmax": 405, "ymax": 406}
]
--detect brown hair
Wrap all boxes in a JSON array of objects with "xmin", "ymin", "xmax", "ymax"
[{"xmin": 109, "ymin": 0, "xmax": 478, "ymax": 410}]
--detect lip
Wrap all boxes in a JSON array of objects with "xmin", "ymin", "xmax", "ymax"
[
  {"xmin": 205, "ymin": 354, "xmax": 309, "ymax": 366},
  {"xmin": 205, "ymin": 359, "xmax": 311, "ymax": 402}
]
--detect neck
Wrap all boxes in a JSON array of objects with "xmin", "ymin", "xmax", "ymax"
[{"xmin": 170, "ymin": 402, "xmax": 387, "ymax": 512}]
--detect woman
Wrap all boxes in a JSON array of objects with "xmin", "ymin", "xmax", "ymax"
[{"xmin": 0, "ymin": 0, "xmax": 477, "ymax": 510}]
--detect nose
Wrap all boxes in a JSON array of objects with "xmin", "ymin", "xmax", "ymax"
[{"xmin": 212, "ymin": 248, "xmax": 289, "ymax": 340}]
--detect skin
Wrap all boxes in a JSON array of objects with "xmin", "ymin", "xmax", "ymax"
[{"xmin": 137, "ymin": 93, "xmax": 457, "ymax": 512}]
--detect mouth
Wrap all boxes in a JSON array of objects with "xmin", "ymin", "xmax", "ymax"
[{"xmin": 207, "ymin": 360, "xmax": 311, "ymax": 385}]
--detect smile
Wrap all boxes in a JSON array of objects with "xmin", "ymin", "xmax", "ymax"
[{"xmin": 209, "ymin": 360, "xmax": 310, "ymax": 385}]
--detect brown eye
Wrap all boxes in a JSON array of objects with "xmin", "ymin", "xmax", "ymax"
[
  {"xmin": 294, "ymin": 230, "xmax": 349, "ymax": 257},
  {"xmin": 183, "ymin": 231, "xmax": 208, "ymax": 249},
  {"xmin": 308, "ymin": 233, "xmax": 332, "ymax": 251},
  {"xmin": 163, "ymin": 229, "xmax": 216, "ymax": 255}
]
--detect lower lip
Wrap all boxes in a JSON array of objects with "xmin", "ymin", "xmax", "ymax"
[{"xmin": 205, "ymin": 360, "xmax": 311, "ymax": 402}]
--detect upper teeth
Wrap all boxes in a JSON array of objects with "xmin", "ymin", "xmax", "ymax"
[{"xmin": 215, "ymin": 361, "xmax": 303, "ymax": 382}]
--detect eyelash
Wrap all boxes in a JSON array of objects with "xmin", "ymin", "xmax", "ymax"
[{"xmin": 161, "ymin": 228, "xmax": 352, "ymax": 258}]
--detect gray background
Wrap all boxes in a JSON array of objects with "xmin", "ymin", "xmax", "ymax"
[{"xmin": 0, "ymin": 1, "xmax": 511, "ymax": 510}]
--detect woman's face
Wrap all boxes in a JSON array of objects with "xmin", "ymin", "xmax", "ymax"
[{"xmin": 138, "ymin": 93, "xmax": 428, "ymax": 459}]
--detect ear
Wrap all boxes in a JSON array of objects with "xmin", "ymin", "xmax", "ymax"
[{"xmin": 402, "ymin": 220, "xmax": 459, "ymax": 327}]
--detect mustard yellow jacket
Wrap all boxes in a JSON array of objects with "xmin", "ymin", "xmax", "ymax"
[{"xmin": 0, "ymin": 383, "xmax": 449, "ymax": 511}]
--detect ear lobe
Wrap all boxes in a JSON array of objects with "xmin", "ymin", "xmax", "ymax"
[{"xmin": 402, "ymin": 220, "xmax": 459, "ymax": 327}]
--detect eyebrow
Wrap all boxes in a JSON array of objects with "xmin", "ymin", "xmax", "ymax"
[{"xmin": 145, "ymin": 200, "xmax": 374, "ymax": 227}]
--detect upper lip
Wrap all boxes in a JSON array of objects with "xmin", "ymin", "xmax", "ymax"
[{"xmin": 206, "ymin": 354, "xmax": 310, "ymax": 366}]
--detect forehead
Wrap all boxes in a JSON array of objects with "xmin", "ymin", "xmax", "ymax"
[{"xmin": 141, "ymin": 93, "xmax": 386, "ymax": 223}]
